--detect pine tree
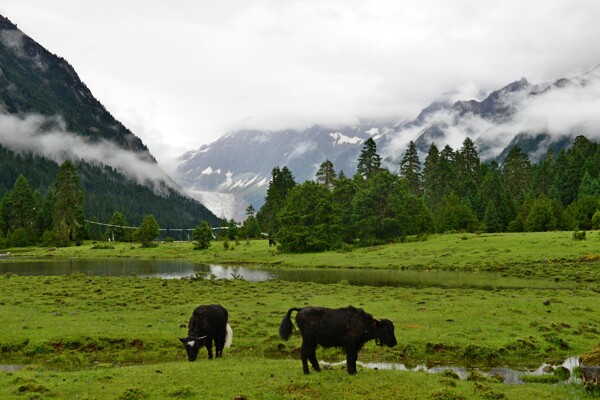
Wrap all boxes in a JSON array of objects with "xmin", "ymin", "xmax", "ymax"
[
  {"xmin": 52, "ymin": 160, "xmax": 85, "ymax": 246},
  {"xmin": 502, "ymin": 145, "xmax": 531, "ymax": 204},
  {"xmin": 531, "ymin": 150, "xmax": 556, "ymax": 197},
  {"xmin": 483, "ymin": 201, "xmax": 502, "ymax": 233},
  {"xmin": 2, "ymin": 174, "xmax": 37, "ymax": 234},
  {"xmin": 332, "ymin": 172, "xmax": 358, "ymax": 244},
  {"xmin": 578, "ymin": 171, "xmax": 600, "ymax": 198},
  {"xmin": 241, "ymin": 205, "xmax": 261, "ymax": 239},
  {"xmin": 436, "ymin": 145, "xmax": 457, "ymax": 198},
  {"xmin": 399, "ymin": 141, "xmax": 422, "ymax": 196},
  {"xmin": 456, "ymin": 137, "xmax": 481, "ymax": 198},
  {"xmin": 356, "ymin": 138, "xmax": 382, "ymax": 180},
  {"xmin": 276, "ymin": 181, "xmax": 341, "ymax": 252},
  {"xmin": 423, "ymin": 143, "xmax": 441, "ymax": 208},
  {"xmin": 477, "ymin": 162, "xmax": 514, "ymax": 231},
  {"xmin": 1, "ymin": 174, "xmax": 38, "ymax": 245},
  {"xmin": 256, "ymin": 166, "xmax": 296, "ymax": 237},
  {"xmin": 316, "ymin": 160, "xmax": 337, "ymax": 190},
  {"xmin": 352, "ymin": 170, "xmax": 401, "ymax": 243},
  {"xmin": 226, "ymin": 219, "xmax": 239, "ymax": 241}
]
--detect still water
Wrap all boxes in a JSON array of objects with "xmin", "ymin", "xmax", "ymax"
[
  {"xmin": 324, "ymin": 356, "xmax": 581, "ymax": 384},
  {"xmin": 0, "ymin": 258, "xmax": 575, "ymax": 289}
]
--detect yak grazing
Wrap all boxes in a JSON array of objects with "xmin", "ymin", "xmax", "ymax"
[
  {"xmin": 180, "ymin": 304, "xmax": 233, "ymax": 361},
  {"xmin": 279, "ymin": 306, "xmax": 397, "ymax": 374}
]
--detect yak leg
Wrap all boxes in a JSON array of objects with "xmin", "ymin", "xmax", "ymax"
[
  {"xmin": 215, "ymin": 335, "xmax": 225, "ymax": 358},
  {"xmin": 205, "ymin": 338, "xmax": 214, "ymax": 359},
  {"xmin": 300, "ymin": 342, "xmax": 319, "ymax": 374},
  {"xmin": 308, "ymin": 350, "xmax": 321, "ymax": 372},
  {"xmin": 346, "ymin": 349, "xmax": 358, "ymax": 375}
]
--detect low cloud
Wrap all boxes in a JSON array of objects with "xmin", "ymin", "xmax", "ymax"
[
  {"xmin": 382, "ymin": 67, "xmax": 600, "ymax": 163},
  {"xmin": 0, "ymin": 113, "xmax": 176, "ymax": 192}
]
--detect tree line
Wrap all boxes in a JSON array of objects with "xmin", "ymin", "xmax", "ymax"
[
  {"xmin": 255, "ymin": 135, "xmax": 600, "ymax": 252},
  {"xmin": 0, "ymin": 158, "xmax": 254, "ymax": 250},
  {"xmin": 0, "ymin": 144, "xmax": 219, "ymax": 237},
  {"xmin": 1, "ymin": 160, "xmax": 86, "ymax": 247},
  {"xmin": 0, "ymin": 160, "xmax": 201, "ymax": 249},
  {"xmin": 5, "ymin": 135, "xmax": 600, "ymax": 253}
]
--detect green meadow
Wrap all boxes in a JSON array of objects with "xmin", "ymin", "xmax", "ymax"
[{"xmin": 1, "ymin": 231, "xmax": 600, "ymax": 399}]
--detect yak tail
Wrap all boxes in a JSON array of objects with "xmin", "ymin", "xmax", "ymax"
[
  {"xmin": 279, "ymin": 307, "xmax": 302, "ymax": 341},
  {"xmin": 225, "ymin": 323, "xmax": 233, "ymax": 348}
]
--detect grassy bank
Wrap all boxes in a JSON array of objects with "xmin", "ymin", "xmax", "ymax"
[
  {"xmin": 5, "ymin": 231, "xmax": 600, "ymax": 282},
  {"xmin": 1, "ymin": 274, "xmax": 599, "ymax": 398},
  {"xmin": 0, "ymin": 358, "xmax": 588, "ymax": 400}
]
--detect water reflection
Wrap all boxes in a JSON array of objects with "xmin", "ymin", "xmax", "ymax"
[
  {"xmin": 0, "ymin": 260, "xmax": 576, "ymax": 289},
  {"xmin": 324, "ymin": 356, "xmax": 581, "ymax": 384},
  {"xmin": 0, "ymin": 259, "xmax": 200, "ymax": 278}
]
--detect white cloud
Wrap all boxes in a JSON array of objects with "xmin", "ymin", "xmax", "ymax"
[
  {"xmin": 1, "ymin": 0, "xmax": 600, "ymax": 170},
  {"xmin": 0, "ymin": 113, "xmax": 174, "ymax": 191},
  {"xmin": 382, "ymin": 67, "xmax": 600, "ymax": 162}
]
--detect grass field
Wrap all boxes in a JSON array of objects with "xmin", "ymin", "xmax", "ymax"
[{"xmin": 1, "ymin": 231, "xmax": 600, "ymax": 399}]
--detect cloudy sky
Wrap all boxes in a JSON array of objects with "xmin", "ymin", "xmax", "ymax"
[{"xmin": 1, "ymin": 0, "xmax": 599, "ymax": 172}]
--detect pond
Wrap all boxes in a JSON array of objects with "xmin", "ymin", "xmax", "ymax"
[{"xmin": 0, "ymin": 258, "xmax": 577, "ymax": 289}]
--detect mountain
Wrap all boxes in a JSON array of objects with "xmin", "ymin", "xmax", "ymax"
[
  {"xmin": 0, "ymin": 14, "xmax": 218, "ymax": 230},
  {"xmin": 175, "ymin": 65, "xmax": 600, "ymax": 220},
  {"xmin": 174, "ymin": 123, "xmax": 397, "ymax": 220}
]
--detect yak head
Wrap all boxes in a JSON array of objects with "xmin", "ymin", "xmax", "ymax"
[
  {"xmin": 179, "ymin": 335, "xmax": 207, "ymax": 361},
  {"xmin": 374, "ymin": 319, "xmax": 397, "ymax": 347}
]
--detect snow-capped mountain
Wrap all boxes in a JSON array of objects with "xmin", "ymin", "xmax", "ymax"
[
  {"xmin": 174, "ymin": 123, "xmax": 396, "ymax": 219},
  {"xmin": 175, "ymin": 65, "xmax": 600, "ymax": 220}
]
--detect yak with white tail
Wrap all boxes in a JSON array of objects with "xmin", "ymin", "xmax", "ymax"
[{"xmin": 180, "ymin": 304, "xmax": 233, "ymax": 361}]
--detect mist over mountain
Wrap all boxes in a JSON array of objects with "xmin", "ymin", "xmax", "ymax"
[
  {"xmin": 175, "ymin": 65, "xmax": 600, "ymax": 220},
  {"xmin": 0, "ymin": 14, "xmax": 218, "ymax": 228}
]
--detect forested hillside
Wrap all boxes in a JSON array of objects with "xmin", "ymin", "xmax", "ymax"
[
  {"xmin": 0, "ymin": 15, "xmax": 147, "ymax": 153},
  {"xmin": 0, "ymin": 144, "xmax": 219, "ymax": 235},
  {"xmin": 0, "ymin": 145, "xmax": 219, "ymax": 245}
]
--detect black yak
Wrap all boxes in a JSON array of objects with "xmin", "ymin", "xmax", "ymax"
[
  {"xmin": 179, "ymin": 304, "xmax": 233, "ymax": 361},
  {"xmin": 279, "ymin": 306, "xmax": 397, "ymax": 374}
]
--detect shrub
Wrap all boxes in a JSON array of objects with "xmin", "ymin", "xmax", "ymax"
[
  {"xmin": 7, "ymin": 227, "xmax": 37, "ymax": 247},
  {"xmin": 573, "ymin": 230, "xmax": 586, "ymax": 241},
  {"xmin": 430, "ymin": 388, "xmax": 466, "ymax": 400},
  {"xmin": 553, "ymin": 366, "xmax": 570, "ymax": 381},
  {"xmin": 192, "ymin": 220, "xmax": 212, "ymax": 250},
  {"xmin": 91, "ymin": 243, "xmax": 115, "ymax": 250},
  {"xmin": 119, "ymin": 387, "xmax": 148, "ymax": 400}
]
